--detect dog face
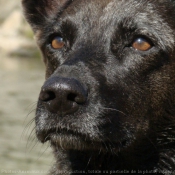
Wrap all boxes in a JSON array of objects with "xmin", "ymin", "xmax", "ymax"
[{"xmin": 23, "ymin": 0, "xmax": 175, "ymax": 169}]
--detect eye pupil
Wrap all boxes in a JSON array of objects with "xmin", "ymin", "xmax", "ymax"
[
  {"xmin": 132, "ymin": 38, "xmax": 152, "ymax": 51},
  {"xmin": 51, "ymin": 36, "xmax": 65, "ymax": 49}
]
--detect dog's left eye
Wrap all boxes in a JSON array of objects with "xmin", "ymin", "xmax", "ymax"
[
  {"xmin": 132, "ymin": 37, "xmax": 152, "ymax": 51},
  {"xmin": 51, "ymin": 36, "xmax": 65, "ymax": 49}
]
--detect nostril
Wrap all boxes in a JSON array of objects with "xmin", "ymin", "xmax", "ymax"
[
  {"xmin": 40, "ymin": 91, "xmax": 56, "ymax": 102},
  {"xmin": 67, "ymin": 92, "xmax": 87, "ymax": 104},
  {"xmin": 67, "ymin": 93, "xmax": 77, "ymax": 102}
]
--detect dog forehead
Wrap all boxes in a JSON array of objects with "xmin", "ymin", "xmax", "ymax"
[
  {"xmin": 64, "ymin": 0, "xmax": 130, "ymax": 16},
  {"xmin": 58, "ymin": 0, "xmax": 153, "ymax": 36},
  {"xmin": 64, "ymin": 0, "xmax": 174, "ymax": 19},
  {"xmin": 61, "ymin": 0, "xmax": 155, "ymax": 25},
  {"xmin": 61, "ymin": 0, "xmax": 174, "ymax": 31}
]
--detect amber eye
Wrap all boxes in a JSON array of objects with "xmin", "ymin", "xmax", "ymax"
[
  {"xmin": 51, "ymin": 36, "xmax": 65, "ymax": 49},
  {"xmin": 132, "ymin": 37, "xmax": 152, "ymax": 51}
]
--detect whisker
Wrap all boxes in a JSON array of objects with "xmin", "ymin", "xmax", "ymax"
[
  {"xmin": 24, "ymin": 102, "xmax": 37, "ymax": 121},
  {"xmin": 24, "ymin": 108, "xmax": 36, "ymax": 123},
  {"xmin": 99, "ymin": 107, "xmax": 128, "ymax": 117},
  {"xmin": 28, "ymin": 139, "xmax": 39, "ymax": 153},
  {"xmin": 26, "ymin": 127, "xmax": 37, "ymax": 151},
  {"xmin": 85, "ymin": 154, "xmax": 93, "ymax": 170},
  {"xmin": 37, "ymin": 143, "xmax": 50, "ymax": 161},
  {"xmin": 44, "ymin": 133, "xmax": 52, "ymax": 143},
  {"xmin": 25, "ymin": 101, "xmax": 38, "ymax": 110},
  {"xmin": 22, "ymin": 118, "xmax": 35, "ymax": 139}
]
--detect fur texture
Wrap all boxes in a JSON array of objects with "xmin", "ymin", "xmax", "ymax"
[{"xmin": 22, "ymin": 0, "xmax": 175, "ymax": 174}]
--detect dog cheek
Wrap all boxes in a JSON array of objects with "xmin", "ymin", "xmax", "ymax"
[{"xmin": 149, "ymin": 71, "xmax": 175, "ymax": 117}]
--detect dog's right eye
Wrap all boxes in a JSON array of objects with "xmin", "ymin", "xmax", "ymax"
[
  {"xmin": 132, "ymin": 37, "xmax": 153, "ymax": 51},
  {"xmin": 51, "ymin": 36, "xmax": 65, "ymax": 49}
]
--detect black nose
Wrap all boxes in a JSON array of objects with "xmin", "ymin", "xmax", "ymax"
[{"xmin": 39, "ymin": 77, "xmax": 87, "ymax": 115}]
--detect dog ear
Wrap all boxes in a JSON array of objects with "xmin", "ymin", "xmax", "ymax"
[{"xmin": 22, "ymin": 0, "xmax": 73, "ymax": 31}]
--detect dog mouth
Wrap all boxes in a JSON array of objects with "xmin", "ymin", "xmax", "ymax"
[
  {"xmin": 36, "ymin": 101, "xmax": 132, "ymax": 151},
  {"xmin": 37, "ymin": 128, "xmax": 87, "ymax": 143},
  {"xmin": 36, "ymin": 127, "xmax": 129, "ymax": 151},
  {"xmin": 37, "ymin": 127, "xmax": 98, "ymax": 148}
]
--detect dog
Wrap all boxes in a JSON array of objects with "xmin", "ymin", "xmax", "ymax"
[{"xmin": 22, "ymin": 0, "xmax": 175, "ymax": 174}]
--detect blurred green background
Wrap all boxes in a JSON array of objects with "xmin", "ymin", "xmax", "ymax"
[{"xmin": 0, "ymin": 0, "xmax": 52, "ymax": 174}]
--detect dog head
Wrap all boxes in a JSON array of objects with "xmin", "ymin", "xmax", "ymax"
[{"xmin": 22, "ymin": 0, "xmax": 175, "ymax": 153}]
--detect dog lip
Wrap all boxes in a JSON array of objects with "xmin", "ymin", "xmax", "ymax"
[
  {"xmin": 36, "ymin": 127, "xmax": 131, "ymax": 153},
  {"xmin": 36, "ymin": 129, "xmax": 52, "ymax": 143},
  {"xmin": 37, "ymin": 128, "xmax": 86, "ymax": 143}
]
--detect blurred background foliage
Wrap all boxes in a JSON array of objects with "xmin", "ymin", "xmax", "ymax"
[{"xmin": 0, "ymin": 0, "xmax": 52, "ymax": 174}]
